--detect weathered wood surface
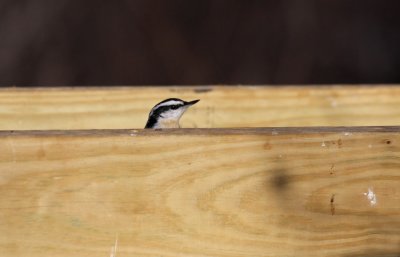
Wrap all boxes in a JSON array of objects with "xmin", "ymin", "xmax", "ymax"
[
  {"xmin": 0, "ymin": 127, "xmax": 399, "ymax": 257},
  {"xmin": 1, "ymin": 86, "xmax": 400, "ymax": 130}
]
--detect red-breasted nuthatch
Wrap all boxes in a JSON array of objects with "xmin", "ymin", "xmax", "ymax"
[{"xmin": 145, "ymin": 98, "xmax": 200, "ymax": 129}]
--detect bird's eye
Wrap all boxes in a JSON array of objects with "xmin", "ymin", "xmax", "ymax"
[{"xmin": 171, "ymin": 105, "xmax": 179, "ymax": 110}]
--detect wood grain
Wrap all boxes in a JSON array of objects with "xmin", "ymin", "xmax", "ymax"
[
  {"xmin": 0, "ymin": 127, "xmax": 399, "ymax": 256},
  {"xmin": 1, "ymin": 86, "xmax": 400, "ymax": 130}
]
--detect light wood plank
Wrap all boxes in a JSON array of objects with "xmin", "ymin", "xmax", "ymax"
[
  {"xmin": 0, "ymin": 127, "xmax": 399, "ymax": 256},
  {"xmin": 1, "ymin": 86, "xmax": 400, "ymax": 130}
]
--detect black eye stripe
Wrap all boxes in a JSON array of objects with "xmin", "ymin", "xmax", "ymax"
[
  {"xmin": 168, "ymin": 104, "xmax": 183, "ymax": 110},
  {"xmin": 151, "ymin": 104, "xmax": 183, "ymax": 117}
]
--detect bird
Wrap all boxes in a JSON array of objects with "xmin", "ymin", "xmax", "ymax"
[{"xmin": 145, "ymin": 98, "xmax": 200, "ymax": 129}]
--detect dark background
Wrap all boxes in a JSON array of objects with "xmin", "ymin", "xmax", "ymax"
[{"xmin": 1, "ymin": 0, "xmax": 399, "ymax": 86}]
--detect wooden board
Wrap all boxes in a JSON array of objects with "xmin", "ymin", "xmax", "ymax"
[
  {"xmin": 1, "ymin": 86, "xmax": 400, "ymax": 130},
  {"xmin": 0, "ymin": 127, "xmax": 399, "ymax": 256}
]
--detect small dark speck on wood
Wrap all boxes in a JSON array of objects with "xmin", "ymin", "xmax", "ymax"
[
  {"xmin": 337, "ymin": 139, "xmax": 343, "ymax": 148},
  {"xmin": 330, "ymin": 164, "xmax": 335, "ymax": 175},
  {"xmin": 330, "ymin": 194, "xmax": 335, "ymax": 215}
]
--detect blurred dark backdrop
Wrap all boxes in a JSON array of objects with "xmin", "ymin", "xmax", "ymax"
[{"xmin": 1, "ymin": 0, "xmax": 400, "ymax": 86}]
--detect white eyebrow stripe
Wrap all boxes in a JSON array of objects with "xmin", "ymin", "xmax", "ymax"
[
  {"xmin": 150, "ymin": 100, "xmax": 184, "ymax": 116},
  {"xmin": 155, "ymin": 100, "xmax": 183, "ymax": 109}
]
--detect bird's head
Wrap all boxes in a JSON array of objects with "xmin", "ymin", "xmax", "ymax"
[{"xmin": 145, "ymin": 98, "xmax": 200, "ymax": 128}]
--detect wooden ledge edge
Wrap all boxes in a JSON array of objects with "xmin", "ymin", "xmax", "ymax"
[
  {"xmin": 1, "ymin": 84, "xmax": 400, "ymax": 92},
  {"xmin": 0, "ymin": 126, "xmax": 399, "ymax": 137}
]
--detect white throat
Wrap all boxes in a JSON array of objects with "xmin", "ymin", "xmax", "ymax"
[{"xmin": 153, "ymin": 107, "xmax": 188, "ymax": 128}]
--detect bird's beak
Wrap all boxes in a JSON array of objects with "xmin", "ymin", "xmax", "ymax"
[{"xmin": 185, "ymin": 99, "xmax": 200, "ymax": 106}]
